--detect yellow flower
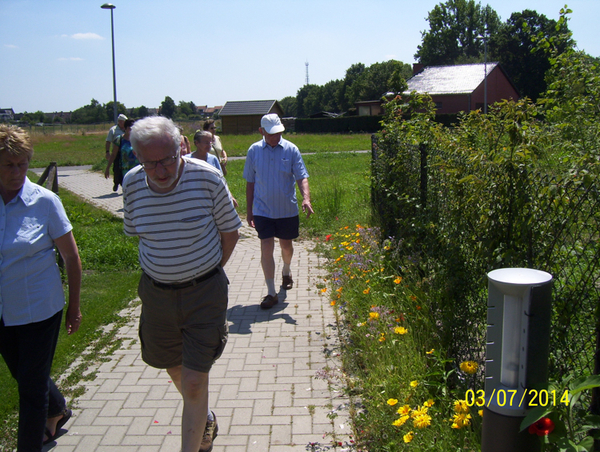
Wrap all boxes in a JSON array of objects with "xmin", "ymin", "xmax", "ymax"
[
  {"xmin": 321, "ymin": 288, "xmax": 327, "ymax": 293},
  {"xmin": 336, "ymin": 287, "xmax": 343, "ymax": 293},
  {"xmin": 454, "ymin": 399, "xmax": 470, "ymax": 414},
  {"xmin": 394, "ymin": 277, "xmax": 403, "ymax": 284},
  {"xmin": 413, "ymin": 414, "xmax": 432, "ymax": 429},
  {"xmin": 478, "ymin": 409, "xmax": 483, "ymax": 417},
  {"xmin": 403, "ymin": 431, "xmax": 414, "ymax": 443},
  {"xmin": 460, "ymin": 361, "xmax": 479, "ymax": 375},
  {"xmin": 393, "ymin": 415, "xmax": 410, "ymax": 427},
  {"xmin": 411, "ymin": 406, "xmax": 428, "ymax": 418},
  {"xmin": 426, "ymin": 349, "xmax": 435, "ymax": 355},
  {"xmin": 379, "ymin": 333, "xmax": 386, "ymax": 342},
  {"xmin": 369, "ymin": 312, "xmax": 379, "ymax": 320},
  {"xmin": 397, "ymin": 405, "xmax": 411, "ymax": 416},
  {"xmin": 423, "ymin": 399, "xmax": 435, "ymax": 408},
  {"xmin": 330, "ymin": 301, "xmax": 336, "ymax": 306},
  {"xmin": 410, "ymin": 380, "xmax": 418, "ymax": 388},
  {"xmin": 451, "ymin": 413, "xmax": 472, "ymax": 429},
  {"xmin": 394, "ymin": 326, "xmax": 408, "ymax": 335},
  {"xmin": 387, "ymin": 398, "xmax": 399, "ymax": 406},
  {"xmin": 363, "ymin": 288, "xmax": 371, "ymax": 295}
]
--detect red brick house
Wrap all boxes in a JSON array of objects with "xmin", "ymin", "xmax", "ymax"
[{"xmin": 405, "ymin": 62, "xmax": 520, "ymax": 114}]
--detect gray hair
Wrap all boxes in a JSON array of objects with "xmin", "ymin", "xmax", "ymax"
[
  {"xmin": 130, "ymin": 116, "xmax": 181, "ymax": 157},
  {"xmin": 193, "ymin": 130, "xmax": 212, "ymax": 143}
]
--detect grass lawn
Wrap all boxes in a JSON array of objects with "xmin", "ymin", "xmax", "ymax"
[{"xmin": 29, "ymin": 132, "xmax": 371, "ymax": 168}]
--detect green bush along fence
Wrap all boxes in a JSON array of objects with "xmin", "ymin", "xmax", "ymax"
[{"xmin": 371, "ymin": 124, "xmax": 600, "ymax": 403}]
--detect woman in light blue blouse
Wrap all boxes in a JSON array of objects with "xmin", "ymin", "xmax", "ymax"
[{"xmin": 0, "ymin": 125, "xmax": 82, "ymax": 451}]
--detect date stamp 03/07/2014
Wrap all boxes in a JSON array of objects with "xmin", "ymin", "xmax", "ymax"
[{"xmin": 465, "ymin": 389, "xmax": 570, "ymax": 409}]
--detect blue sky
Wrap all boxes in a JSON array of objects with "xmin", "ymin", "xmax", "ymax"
[{"xmin": 1, "ymin": 0, "xmax": 598, "ymax": 114}]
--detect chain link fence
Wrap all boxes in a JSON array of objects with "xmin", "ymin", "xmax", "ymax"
[{"xmin": 372, "ymin": 137, "xmax": 600, "ymax": 383}]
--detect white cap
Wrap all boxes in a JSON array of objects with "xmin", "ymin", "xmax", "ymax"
[
  {"xmin": 261, "ymin": 113, "xmax": 285, "ymax": 134},
  {"xmin": 117, "ymin": 114, "xmax": 128, "ymax": 122}
]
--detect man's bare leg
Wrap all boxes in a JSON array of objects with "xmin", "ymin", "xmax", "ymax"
[{"xmin": 167, "ymin": 365, "xmax": 209, "ymax": 452}]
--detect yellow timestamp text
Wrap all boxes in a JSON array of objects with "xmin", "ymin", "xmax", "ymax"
[{"xmin": 465, "ymin": 389, "xmax": 570, "ymax": 408}]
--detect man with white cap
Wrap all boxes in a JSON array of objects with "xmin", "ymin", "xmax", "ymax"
[
  {"xmin": 243, "ymin": 113, "xmax": 314, "ymax": 309},
  {"xmin": 105, "ymin": 114, "xmax": 128, "ymax": 191}
]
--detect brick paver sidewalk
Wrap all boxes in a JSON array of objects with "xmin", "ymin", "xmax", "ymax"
[{"xmin": 32, "ymin": 167, "xmax": 354, "ymax": 452}]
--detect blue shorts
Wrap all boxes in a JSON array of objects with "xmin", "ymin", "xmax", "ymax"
[{"xmin": 254, "ymin": 215, "xmax": 299, "ymax": 240}]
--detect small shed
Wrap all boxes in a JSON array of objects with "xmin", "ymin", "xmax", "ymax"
[
  {"xmin": 219, "ymin": 100, "xmax": 284, "ymax": 134},
  {"xmin": 405, "ymin": 62, "xmax": 520, "ymax": 114}
]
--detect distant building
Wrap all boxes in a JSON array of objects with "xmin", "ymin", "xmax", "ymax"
[
  {"xmin": 355, "ymin": 101, "xmax": 384, "ymax": 117},
  {"xmin": 405, "ymin": 62, "xmax": 520, "ymax": 114},
  {"xmin": 0, "ymin": 108, "xmax": 15, "ymax": 121},
  {"xmin": 219, "ymin": 100, "xmax": 284, "ymax": 134}
]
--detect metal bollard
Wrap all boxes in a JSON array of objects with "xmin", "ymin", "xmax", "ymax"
[{"xmin": 481, "ymin": 268, "xmax": 553, "ymax": 452}]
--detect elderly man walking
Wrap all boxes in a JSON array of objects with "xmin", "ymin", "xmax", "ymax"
[
  {"xmin": 122, "ymin": 116, "xmax": 242, "ymax": 452},
  {"xmin": 243, "ymin": 113, "xmax": 314, "ymax": 309}
]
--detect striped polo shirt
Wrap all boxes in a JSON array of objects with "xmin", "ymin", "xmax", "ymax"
[
  {"xmin": 123, "ymin": 159, "xmax": 242, "ymax": 283},
  {"xmin": 243, "ymin": 137, "xmax": 309, "ymax": 219}
]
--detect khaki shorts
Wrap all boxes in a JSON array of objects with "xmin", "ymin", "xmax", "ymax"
[{"xmin": 138, "ymin": 268, "xmax": 229, "ymax": 373}]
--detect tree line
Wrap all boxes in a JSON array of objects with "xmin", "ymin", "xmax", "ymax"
[{"xmin": 284, "ymin": 1, "xmax": 587, "ymax": 118}]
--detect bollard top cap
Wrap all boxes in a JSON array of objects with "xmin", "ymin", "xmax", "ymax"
[{"xmin": 488, "ymin": 268, "xmax": 552, "ymax": 286}]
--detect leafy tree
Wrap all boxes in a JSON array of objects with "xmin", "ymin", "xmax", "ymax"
[
  {"xmin": 71, "ymin": 99, "xmax": 105, "ymax": 124},
  {"xmin": 489, "ymin": 10, "xmax": 570, "ymax": 101},
  {"xmin": 349, "ymin": 60, "xmax": 411, "ymax": 102},
  {"xmin": 137, "ymin": 105, "xmax": 149, "ymax": 118},
  {"xmin": 294, "ymin": 60, "xmax": 412, "ymax": 117},
  {"xmin": 177, "ymin": 100, "xmax": 195, "ymax": 118},
  {"xmin": 296, "ymin": 84, "xmax": 323, "ymax": 117},
  {"xmin": 339, "ymin": 63, "xmax": 365, "ymax": 111},
  {"xmin": 104, "ymin": 101, "xmax": 127, "ymax": 122},
  {"xmin": 537, "ymin": 7, "xmax": 599, "ymax": 167},
  {"xmin": 279, "ymin": 96, "xmax": 297, "ymax": 117},
  {"xmin": 159, "ymin": 96, "xmax": 176, "ymax": 118},
  {"xmin": 415, "ymin": 0, "xmax": 501, "ymax": 65}
]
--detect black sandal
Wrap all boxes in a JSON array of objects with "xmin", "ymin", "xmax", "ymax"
[{"xmin": 43, "ymin": 408, "xmax": 72, "ymax": 445}]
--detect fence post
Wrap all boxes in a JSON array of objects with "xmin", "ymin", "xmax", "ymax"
[
  {"xmin": 419, "ymin": 143, "xmax": 427, "ymax": 208},
  {"xmin": 36, "ymin": 162, "xmax": 59, "ymax": 194}
]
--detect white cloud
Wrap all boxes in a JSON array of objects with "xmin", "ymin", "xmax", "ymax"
[
  {"xmin": 4, "ymin": 44, "xmax": 18, "ymax": 49},
  {"xmin": 58, "ymin": 57, "xmax": 84, "ymax": 61},
  {"xmin": 70, "ymin": 33, "xmax": 104, "ymax": 40}
]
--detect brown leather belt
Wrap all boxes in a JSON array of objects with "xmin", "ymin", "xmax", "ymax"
[{"xmin": 148, "ymin": 267, "xmax": 220, "ymax": 290}]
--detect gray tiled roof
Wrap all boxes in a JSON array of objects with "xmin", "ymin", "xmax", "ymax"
[
  {"xmin": 219, "ymin": 100, "xmax": 278, "ymax": 116},
  {"xmin": 406, "ymin": 63, "xmax": 498, "ymax": 95}
]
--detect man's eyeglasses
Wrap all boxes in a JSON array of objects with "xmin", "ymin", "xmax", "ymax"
[{"xmin": 139, "ymin": 155, "xmax": 178, "ymax": 170}]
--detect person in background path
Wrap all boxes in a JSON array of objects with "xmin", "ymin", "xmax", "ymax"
[
  {"xmin": 243, "ymin": 113, "xmax": 314, "ymax": 309},
  {"xmin": 191, "ymin": 130, "xmax": 222, "ymax": 172},
  {"xmin": 104, "ymin": 119, "xmax": 138, "ymax": 188},
  {"xmin": 0, "ymin": 125, "xmax": 82, "ymax": 451},
  {"xmin": 105, "ymin": 114, "xmax": 128, "ymax": 191},
  {"xmin": 203, "ymin": 119, "xmax": 227, "ymax": 176},
  {"xmin": 190, "ymin": 130, "xmax": 238, "ymax": 208},
  {"xmin": 122, "ymin": 116, "xmax": 241, "ymax": 452}
]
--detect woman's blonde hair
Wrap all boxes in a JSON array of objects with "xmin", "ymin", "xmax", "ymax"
[{"xmin": 0, "ymin": 125, "xmax": 34, "ymax": 160}]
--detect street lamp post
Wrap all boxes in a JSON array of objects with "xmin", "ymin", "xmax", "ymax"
[
  {"xmin": 101, "ymin": 3, "xmax": 118, "ymax": 124},
  {"xmin": 477, "ymin": 32, "xmax": 489, "ymax": 114}
]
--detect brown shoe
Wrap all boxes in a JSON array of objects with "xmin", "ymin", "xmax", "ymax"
[
  {"xmin": 260, "ymin": 294, "xmax": 279, "ymax": 309},
  {"xmin": 282, "ymin": 274, "xmax": 294, "ymax": 290},
  {"xmin": 199, "ymin": 412, "xmax": 218, "ymax": 452}
]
